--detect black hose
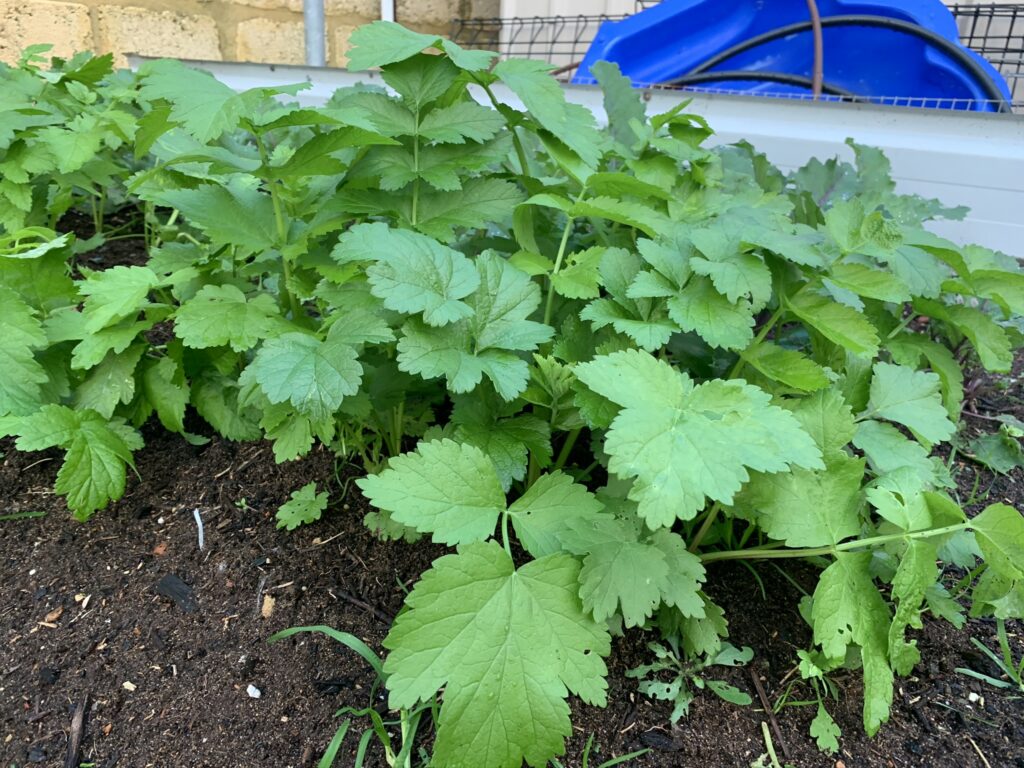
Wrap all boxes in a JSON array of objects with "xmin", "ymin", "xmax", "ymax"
[
  {"xmin": 679, "ymin": 14, "xmax": 1011, "ymax": 112},
  {"xmin": 672, "ymin": 70, "xmax": 860, "ymax": 99}
]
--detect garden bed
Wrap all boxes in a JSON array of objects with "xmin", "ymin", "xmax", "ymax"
[
  {"xmin": 4, "ymin": 24, "xmax": 1024, "ymax": 768},
  {"xmin": 1, "ymin": 258, "xmax": 1022, "ymax": 766}
]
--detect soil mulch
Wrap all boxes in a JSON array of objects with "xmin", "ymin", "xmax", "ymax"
[{"xmin": 2, "ymin": 222, "xmax": 1023, "ymax": 767}]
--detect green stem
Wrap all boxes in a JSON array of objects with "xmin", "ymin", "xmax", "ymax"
[
  {"xmin": 475, "ymin": 78, "xmax": 531, "ymax": 178},
  {"xmin": 542, "ymin": 211, "xmax": 575, "ymax": 327},
  {"xmin": 501, "ymin": 511, "xmax": 512, "ymax": 557},
  {"xmin": 688, "ymin": 502, "xmax": 721, "ymax": 553},
  {"xmin": 729, "ymin": 305, "xmax": 784, "ymax": 379},
  {"xmin": 886, "ymin": 307, "xmax": 918, "ymax": 340},
  {"xmin": 701, "ymin": 522, "xmax": 969, "ymax": 563},
  {"xmin": 255, "ymin": 133, "xmax": 301, "ymax": 321},
  {"xmin": 411, "ymin": 110, "xmax": 421, "ymax": 226},
  {"xmin": 553, "ymin": 428, "xmax": 581, "ymax": 471},
  {"xmin": 389, "ymin": 400, "xmax": 405, "ymax": 458}
]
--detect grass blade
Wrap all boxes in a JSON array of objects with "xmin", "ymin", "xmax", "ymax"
[
  {"xmin": 268, "ymin": 624, "xmax": 385, "ymax": 680},
  {"xmin": 318, "ymin": 720, "xmax": 351, "ymax": 768}
]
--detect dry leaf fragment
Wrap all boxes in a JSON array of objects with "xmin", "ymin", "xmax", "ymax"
[{"xmin": 261, "ymin": 594, "xmax": 275, "ymax": 618}]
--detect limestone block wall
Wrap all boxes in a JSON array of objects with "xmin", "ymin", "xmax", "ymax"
[{"xmin": 0, "ymin": 0, "xmax": 500, "ymax": 67}]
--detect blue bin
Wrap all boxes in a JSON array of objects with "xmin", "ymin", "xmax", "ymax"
[{"xmin": 573, "ymin": 0, "xmax": 1011, "ymax": 111}]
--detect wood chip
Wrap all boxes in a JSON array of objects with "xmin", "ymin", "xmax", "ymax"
[
  {"xmin": 44, "ymin": 606, "xmax": 63, "ymax": 623},
  {"xmin": 122, "ymin": 681, "xmax": 136, "ymax": 692},
  {"xmin": 261, "ymin": 594, "xmax": 275, "ymax": 619},
  {"xmin": 153, "ymin": 542, "xmax": 168, "ymax": 556}
]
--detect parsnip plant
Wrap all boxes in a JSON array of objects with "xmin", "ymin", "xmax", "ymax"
[{"xmin": 1, "ymin": 23, "xmax": 1023, "ymax": 768}]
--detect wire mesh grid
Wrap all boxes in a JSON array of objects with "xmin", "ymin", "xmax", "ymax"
[{"xmin": 450, "ymin": 2, "xmax": 1024, "ymax": 112}]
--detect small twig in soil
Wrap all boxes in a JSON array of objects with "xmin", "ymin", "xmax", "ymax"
[
  {"xmin": 334, "ymin": 587, "xmax": 393, "ymax": 625},
  {"xmin": 750, "ymin": 668, "xmax": 791, "ymax": 762},
  {"xmin": 254, "ymin": 575, "xmax": 268, "ymax": 618},
  {"xmin": 968, "ymin": 736, "xmax": 992, "ymax": 768},
  {"xmin": 962, "ymin": 410, "xmax": 1006, "ymax": 424},
  {"xmin": 63, "ymin": 695, "xmax": 88, "ymax": 768},
  {"xmin": 20, "ymin": 457, "xmax": 53, "ymax": 472}
]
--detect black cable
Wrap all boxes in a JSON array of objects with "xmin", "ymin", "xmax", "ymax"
[
  {"xmin": 672, "ymin": 70, "xmax": 860, "ymax": 99},
  {"xmin": 680, "ymin": 14, "xmax": 1010, "ymax": 112}
]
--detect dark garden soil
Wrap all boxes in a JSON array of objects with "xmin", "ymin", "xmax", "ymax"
[{"xmin": 2, "ymin": 230, "xmax": 1023, "ymax": 768}]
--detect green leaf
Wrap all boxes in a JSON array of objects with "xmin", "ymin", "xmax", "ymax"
[
  {"xmin": 740, "ymin": 456, "xmax": 865, "ymax": 547},
  {"xmin": 73, "ymin": 345, "xmax": 145, "ymax": 419},
  {"xmin": 0, "ymin": 287, "xmax": 48, "ymax": 416},
  {"xmin": 853, "ymin": 420, "xmax": 940, "ymax": 488},
  {"xmin": 192, "ymin": 373, "xmax": 262, "ymax": 441},
  {"xmin": 356, "ymin": 439, "xmax": 505, "ymax": 546},
  {"xmin": 397, "ymin": 253, "xmax": 551, "ymax": 400},
  {"xmin": 969, "ymin": 429, "xmax": 1024, "ymax": 475},
  {"xmin": 239, "ymin": 332, "xmax": 362, "ymax": 422},
  {"xmin": 972, "ymin": 503, "xmax": 1024, "ymax": 581},
  {"xmin": 592, "ymin": 60, "xmax": 645, "ymax": 150},
  {"xmin": 6, "ymin": 405, "xmax": 141, "ymax": 520},
  {"xmin": 885, "ymin": 334, "xmax": 963, "ymax": 420},
  {"xmin": 494, "ymin": 58, "xmax": 604, "ymax": 170},
  {"xmin": 272, "ymin": 127, "xmax": 397, "ymax": 177},
  {"xmin": 550, "ymin": 247, "xmax": 605, "ymax": 300},
  {"xmin": 827, "ymin": 262, "xmax": 910, "ymax": 303},
  {"xmin": 138, "ymin": 60, "xmax": 247, "ymax": 142},
  {"xmin": 344, "ymin": 223, "xmax": 480, "ymax": 325},
  {"xmin": 174, "ymin": 284, "xmax": 283, "ymax": 352},
  {"xmin": 865, "ymin": 362, "xmax": 955, "ymax": 445},
  {"xmin": 690, "ymin": 225, "xmax": 772, "ymax": 307},
  {"xmin": 810, "ymin": 705, "xmax": 841, "ymax": 754},
  {"xmin": 915, "ymin": 299, "xmax": 1012, "ymax": 373},
  {"xmin": 742, "ymin": 342, "xmax": 830, "ymax": 392},
  {"xmin": 141, "ymin": 356, "xmax": 189, "ymax": 434},
  {"xmin": 785, "ymin": 388, "xmax": 856, "ymax": 459},
  {"xmin": 668, "ymin": 276, "xmax": 754, "ymax": 351},
  {"xmin": 276, "ymin": 482, "xmax": 329, "ymax": 530},
  {"xmin": 811, "ymin": 552, "xmax": 893, "ymax": 736},
  {"xmin": 888, "ymin": 539, "xmax": 938, "ymax": 675},
  {"xmin": 507, "ymin": 471, "xmax": 604, "ymax": 558},
  {"xmin": 572, "ymin": 196, "xmax": 670, "ymax": 239},
  {"xmin": 418, "ymin": 101, "xmax": 504, "ymax": 144},
  {"xmin": 345, "ymin": 22, "xmax": 443, "ymax": 71},
  {"xmin": 415, "ymin": 178, "xmax": 525, "ymax": 241},
  {"xmin": 383, "ymin": 542, "xmax": 610, "ymax": 768},
  {"xmin": 151, "ymin": 183, "xmax": 277, "ymax": 252},
  {"xmin": 79, "ymin": 265, "xmax": 159, "ymax": 332},
  {"xmin": 787, "ymin": 290, "xmax": 880, "ymax": 357},
  {"xmin": 454, "ymin": 414, "xmax": 551, "ymax": 491},
  {"xmin": 575, "ymin": 350, "xmax": 822, "ymax": 527},
  {"xmin": 562, "ymin": 515, "xmax": 669, "ymax": 628}
]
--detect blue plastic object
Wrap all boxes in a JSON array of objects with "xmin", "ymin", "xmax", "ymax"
[{"xmin": 573, "ymin": 0, "xmax": 1011, "ymax": 112}]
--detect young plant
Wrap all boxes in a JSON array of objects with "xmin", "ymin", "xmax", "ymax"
[
  {"xmin": 627, "ymin": 638, "xmax": 754, "ymax": 722},
  {"xmin": 956, "ymin": 620, "xmax": 1024, "ymax": 693},
  {"xmin": 267, "ymin": 625, "xmax": 433, "ymax": 768},
  {"xmin": 548, "ymin": 735, "xmax": 649, "ymax": 768}
]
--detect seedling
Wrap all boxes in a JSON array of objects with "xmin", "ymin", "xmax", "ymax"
[
  {"xmin": 956, "ymin": 619, "xmax": 1024, "ymax": 694},
  {"xmin": 268, "ymin": 625, "xmax": 431, "ymax": 768},
  {"xmin": 627, "ymin": 638, "xmax": 754, "ymax": 721},
  {"xmin": 549, "ymin": 734, "xmax": 649, "ymax": 768}
]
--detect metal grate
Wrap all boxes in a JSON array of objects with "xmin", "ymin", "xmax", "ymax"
[
  {"xmin": 451, "ymin": 3, "xmax": 1024, "ymax": 112},
  {"xmin": 951, "ymin": 2, "xmax": 1024, "ymax": 102}
]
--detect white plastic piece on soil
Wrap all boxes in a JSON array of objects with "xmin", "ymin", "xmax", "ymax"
[
  {"xmin": 193, "ymin": 508, "xmax": 204, "ymax": 550},
  {"xmin": 246, "ymin": 684, "xmax": 261, "ymax": 699}
]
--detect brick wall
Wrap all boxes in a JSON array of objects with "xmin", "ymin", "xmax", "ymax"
[{"xmin": 0, "ymin": 0, "xmax": 500, "ymax": 67}]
